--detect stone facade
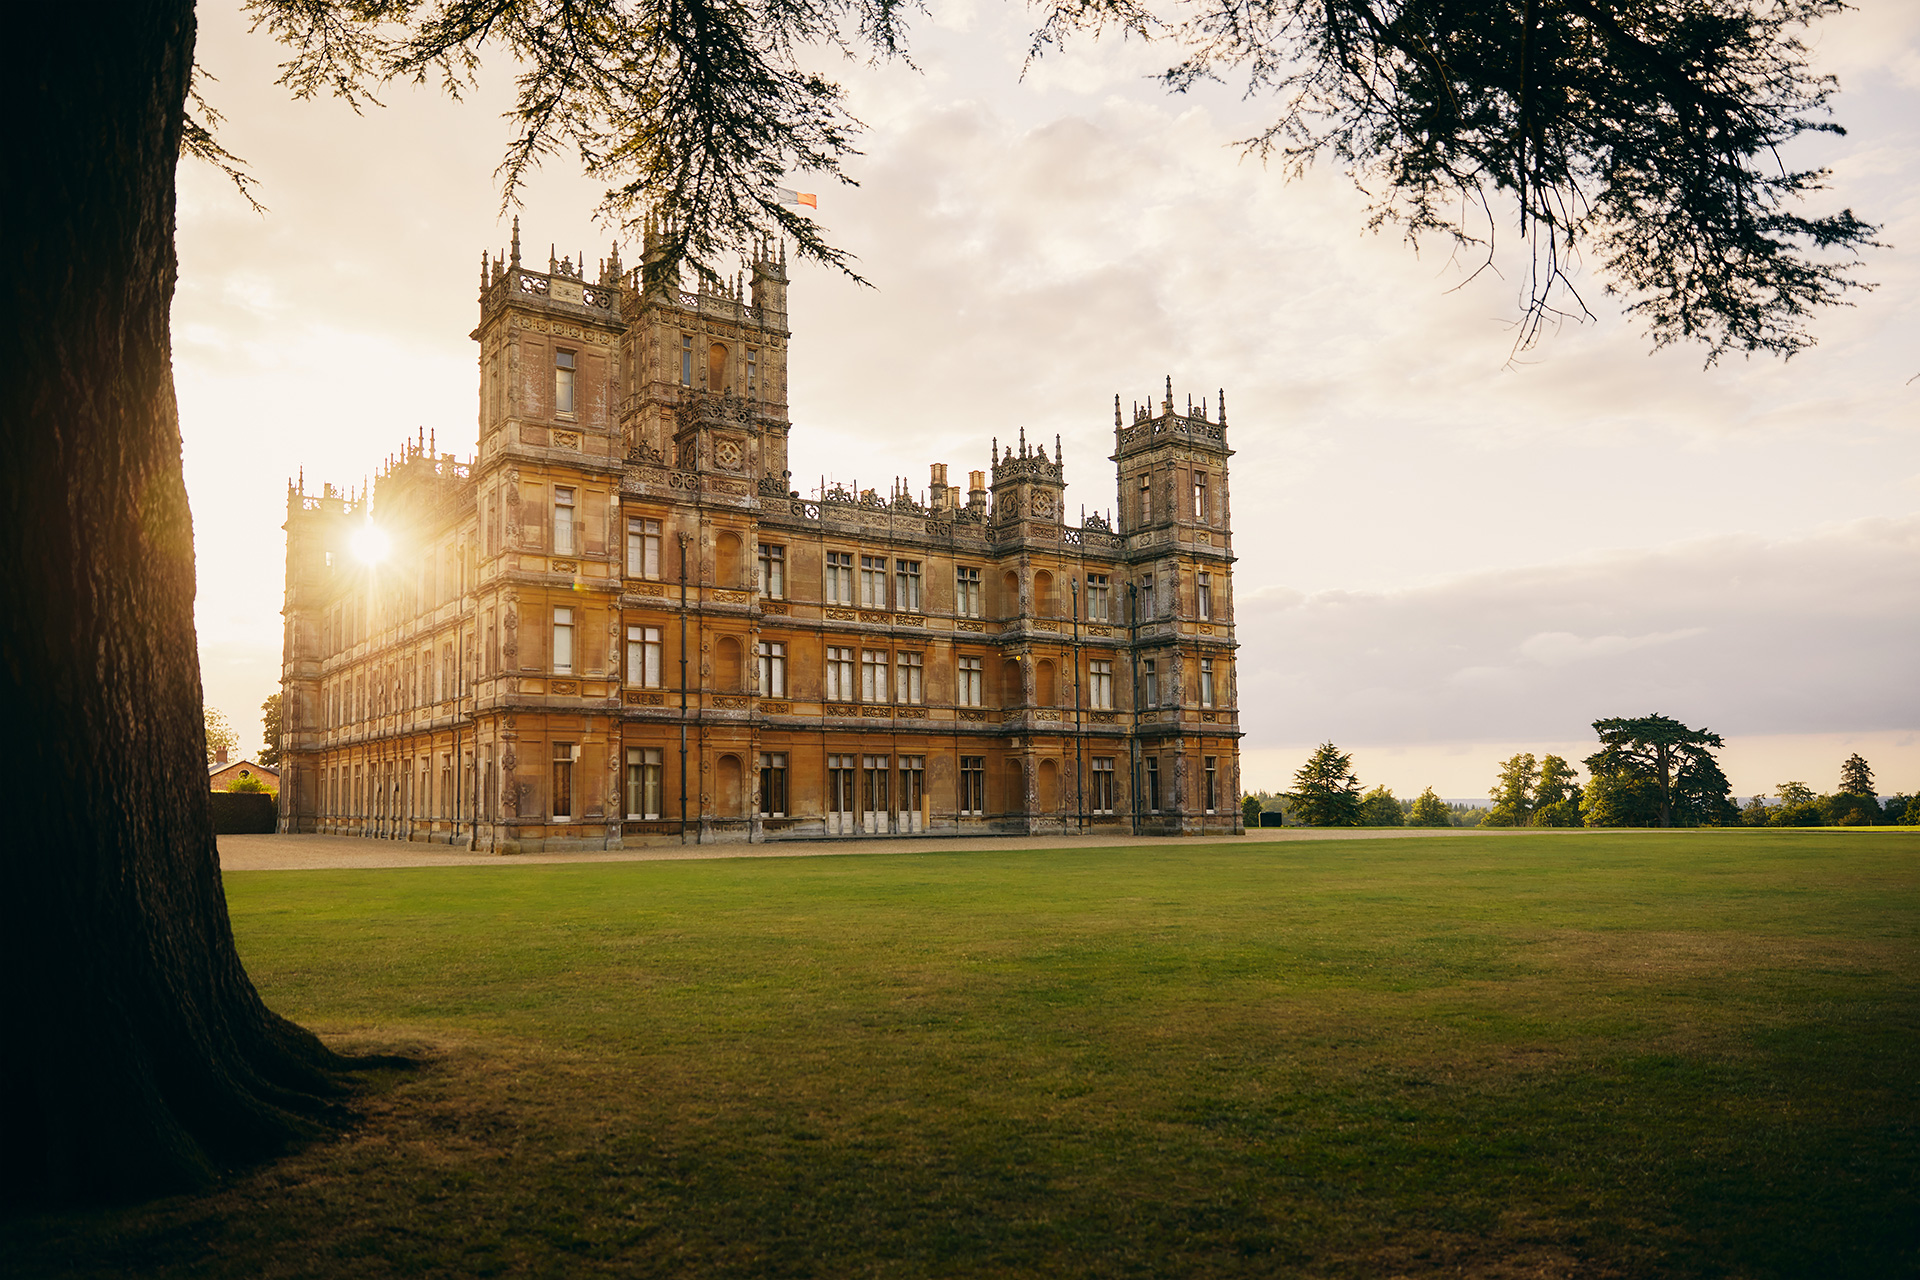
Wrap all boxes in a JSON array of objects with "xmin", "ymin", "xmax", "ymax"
[{"xmin": 276, "ymin": 222, "xmax": 1242, "ymax": 851}]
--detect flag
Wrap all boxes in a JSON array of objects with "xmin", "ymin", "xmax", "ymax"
[{"xmin": 776, "ymin": 187, "xmax": 818, "ymax": 209}]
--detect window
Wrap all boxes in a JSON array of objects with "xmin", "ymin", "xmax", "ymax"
[
  {"xmin": 825, "ymin": 552, "xmax": 854, "ymax": 604},
  {"xmin": 862, "ymin": 755, "xmax": 890, "ymax": 814},
  {"xmin": 895, "ymin": 651, "xmax": 923, "ymax": 705},
  {"xmin": 628, "ymin": 517, "xmax": 661, "ymax": 579},
  {"xmin": 861, "ymin": 649, "xmax": 888, "ymax": 702},
  {"xmin": 1143, "ymin": 658, "xmax": 1158, "ymax": 708},
  {"xmin": 553, "ymin": 487, "xmax": 576, "ymax": 555},
  {"xmin": 898, "ymin": 756, "xmax": 925, "ymax": 814},
  {"xmin": 552, "ymin": 742, "xmax": 575, "ymax": 820},
  {"xmin": 957, "ymin": 655, "xmax": 984, "ymax": 707},
  {"xmin": 1139, "ymin": 575, "xmax": 1155, "ymax": 621},
  {"xmin": 1146, "ymin": 757, "xmax": 1161, "ymax": 813},
  {"xmin": 955, "ymin": 566, "xmax": 982, "ymax": 617},
  {"xmin": 826, "ymin": 646, "xmax": 854, "ymax": 702},
  {"xmin": 552, "ymin": 607, "xmax": 574, "ymax": 674},
  {"xmin": 960, "ymin": 756, "xmax": 985, "ymax": 816},
  {"xmin": 1200, "ymin": 658, "xmax": 1215, "ymax": 707},
  {"xmin": 758, "ymin": 640, "xmax": 786, "ymax": 696},
  {"xmin": 1091, "ymin": 757, "xmax": 1115, "ymax": 815},
  {"xmin": 1139, "ymin": 474, "xmax": 1153, "ymax": 525},
  {"xmin": 628, "ymin": 625, "xmax": 662, "ymax": 687},
  {"xmin": 1089, "ymin": 660, "xmax": 1113, "ymax": 710},
  {"xmin": 1205, "ymin": 757, "xmax": 1219, "ymax": 814},
  {"xmin": 760, "ymin": 752, "xmax": 788, "ymax": 817},
  {"xmin": 746, "ymin": 349, "xmax": 758, "ymax": 398},
  {"xmin": 626, "ymin": 747, "xmax": 663, "ymax": 819},
  {"xmin": 680, "ymin": 334, "xmax": 694, "ymax": 385},
  {"xmin": 1197, "ymin": 572, "xmax": 1213, "ymax": 621},
  {"xmin": 757, "ymin": 544, "xmax": 785, "ymax": 597},
  {"xmin": 828, "ymin": 755, "xmax": 857, "ymax": 817},
  {"xmin": 894, "ymin": 560, "xmax": 922, "ymax": 613},
  {"xmin": 555, "ymin": 350, "xmax": 576, "ymax": 416},
  {"xmin": 1193, "ymin": 471, "xmax": 1208, "ymax": 522},
  {"xmin": 859, "ymin": 555, "xmax": 888, "ymax": 608},
  {"xmin": 1086, "ymin": 574, "xmax": 1110, "ymax": 622}
]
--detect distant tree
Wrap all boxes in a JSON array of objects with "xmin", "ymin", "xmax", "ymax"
[
  {"xmin": 1532, "ymin": 756, "xmax": 1583, "ymax": 827},
  {"xmin": 1358, "ymin": 785, "xmax": 1404, "ymax": 827},
  {"xmin": 1775, "ymin": 781, "xmax": 1817, "ymax": 808},
  {"xmin": 1584, "ymin": 714, "xmax": 1738, "ymax": 827},
  {"xmin": 203, "ymin": 706, "xmax": 238, "ymax": 768},
  {"xmin": 1884, "ymin": 793, "xmax": 1913, "ymax": 826},
  {"xmin": 1838, "ymin": 754, "xmax": 1875, "ymax": 798},
  {"xmin": 1770, "ymin": 798, "xmax": 1824, "ymax": 827},
  {"xmin": 1290, "ymin": 743, "xmax": 1362, "ymax": 827},
  {"xmin": 225, "ymin": 776, "xmax": 269, "ymax": 794},
  {"xmin": 1581, "ymin": 769, "xmax": 1664, "ymax": 827},
  {"xmin": 1741, "ymin": 793, "xmax": 1773, "ymax": 826},
  {"xmin": 1241, "ymin": 794, "xmax": 1263, "ymax": 829},
  {"xmin": 1484, "ymin": 753, "xmax": 1538, "ymax": 827},
  {"xmin": 1825, "ymin": 795, "xmax": 1878, "ymax": 826},
  {"xmin": 259, "ymin": 693, "xmax": 283, "ymax": 769},
  {"xmin": 1408, "ymin": 788, "xmax": 1452, "ymax": 828}
]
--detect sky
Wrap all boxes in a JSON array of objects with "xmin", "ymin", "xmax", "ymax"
[{"xmin": 177, "ymin": 1, "xmax": 1920, "ymax": 799}]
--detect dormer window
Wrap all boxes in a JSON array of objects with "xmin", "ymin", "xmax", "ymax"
[{"xmin": 554, "ymin": 350, "xmax": 576, "ymax": 416}]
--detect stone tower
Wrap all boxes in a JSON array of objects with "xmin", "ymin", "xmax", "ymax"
[
  {"xmin": 619, "ymin": 225, "xmax": 792, "ymax": 490},
  {"xmin": 1112, "ymin": 376, "xmax": 1235, "ymax": 829}
]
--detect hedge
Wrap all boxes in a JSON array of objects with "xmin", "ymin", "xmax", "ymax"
[{"xmin": 210, "ymin": 790, "xmax": 277, "ymax": 835}]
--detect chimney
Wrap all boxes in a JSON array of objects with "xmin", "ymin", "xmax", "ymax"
[
  {"xmin": 967, "ymin": 469, "xmax": 988, "ymax": 514},
  {"xmin": 215, "ymin": 747, "xmax": 229, "ymax": 766}
]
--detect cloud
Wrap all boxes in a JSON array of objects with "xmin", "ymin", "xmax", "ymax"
[{"xmin": 1236, "ymin": 515, "xmax": 1920, "ymax": 750}]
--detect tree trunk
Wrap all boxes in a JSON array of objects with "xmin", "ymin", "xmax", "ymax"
[{"xmin": 0, "ymin": 0, "xmax": 372, "ymax": 1201}]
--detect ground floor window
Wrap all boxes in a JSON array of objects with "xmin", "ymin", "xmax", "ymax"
[
  {"xmin": 898, "ymin": 755, "xmax": 925, "ymax": 811},
  {"xmin": 1204, "ymin": 756, "xmax": 1218, "ymax": 814},
  {"xmin": 761, "ymin": 752, "xmax": 788, "ymax": 817},
  {"xmin": 828, "ymin": 754, "xmax": 856, "ymax": 816},
  {"xmin": 627, "ymin": 747, "xmax": 662, "ymax": 819},
  {"xmin": 960, "ymin": 756, "xmax": 985, "ymax": 815},
  {"xmin": 862, "ymin": 755, "xmax": 890, "ymax": 814},
  {"xmin": 552, "ymin": 742, "xmax": 575, "ymax": 820},
  {"xmin": 1146, "ymin": 757, "xmax": 1161, "ymax": 813},
  {"xmin": 1091, "ymin": 756, "xmax": 1115, "ymax": 815}
]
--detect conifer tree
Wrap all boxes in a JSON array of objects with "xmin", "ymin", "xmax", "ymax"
[
  {"xmin": 1838, "ymin": 754, "xmax": 1875, "ymax": 797},
  {"xmin": 1290, "ymin": 743, "xmax": 1363, "ymax": 827}
]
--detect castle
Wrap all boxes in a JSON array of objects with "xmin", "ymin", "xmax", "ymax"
[{"xmin": 276, "ymin": 221, "xmax": 1241, "ymax": 850}]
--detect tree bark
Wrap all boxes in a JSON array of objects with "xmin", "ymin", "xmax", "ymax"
[{"xmin": 1, "ymin": 0, "xmax": 372, "ymax": 1201}]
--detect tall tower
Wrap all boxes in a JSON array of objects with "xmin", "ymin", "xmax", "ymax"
[{"xmin": 1113, "ymin": 377, "xmax": 1236, "ymax": 831}]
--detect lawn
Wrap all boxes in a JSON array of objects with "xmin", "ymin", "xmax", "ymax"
[{"xmin": 10, "ymin": 830, "xmax": 1918, "ymax": 1277}]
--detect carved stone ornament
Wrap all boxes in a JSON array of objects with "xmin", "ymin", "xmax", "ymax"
[
  {"xmin": 1029, "ymin": 490, "xmax": 1055, "ymax": 518},
  {"xmin": 714, "ymin": 437, "xmax": 744, "ymax": 470}
]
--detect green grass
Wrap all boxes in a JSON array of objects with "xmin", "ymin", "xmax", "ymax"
[{"xmin": 11, "ymin": 830, "xmax": 1919, "ymax": 1277}]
